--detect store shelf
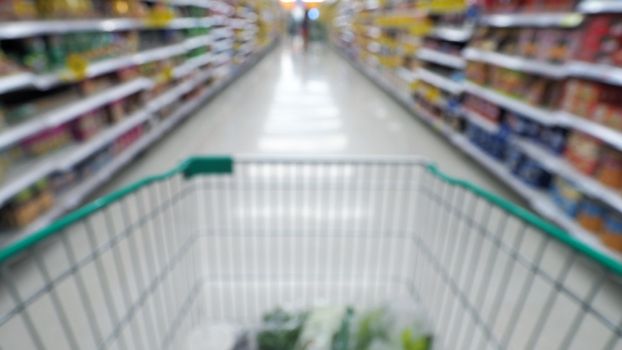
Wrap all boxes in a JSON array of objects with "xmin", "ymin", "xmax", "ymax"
[
  {"xmin": 464, "ymin": 81, "xmax": 556, "ymax": 125},
  {"xmin": 0, "ymin": 41, "xmax": 275, "ymax": 247},
  {"xmin": 479, "ymin": 12, "xmax": 584, "ymax": 28},
  {"xmin": 174, "ymin": 54, "xmax": 213, "ymax": 78},
  {"xmin": 417, "ymin": 48, "xmax": 466, "ymax": 69},
  {"xmin": 0, "ymin": 78, "xmax": 151, "ymax": 151},
  {"xmin": 452, "ymin": 134, "xmax": 619, "ymax": 262},
  {"xmin": 557, "ymin": 111, "xmax": 622, "ymax": 152},
  {"xmin": 429, "ymin": 25, "xmax": 474, "ymax": 42},
  {"xmin": 0, "ymin": 73, "xmax": 34, "ymax": 96},
  {"xmin": 565, "ymin": 60, "xmax": 622, "ymax": 87},
  {"xmin": 463, "ymin": 48, "xmax": 566, "ymax": 78},
  {"xmin": 462, "ymin": 108, "xmax": 501, "ymax": 133},
  {"xmin": 396, "ymin": 68, "xmax": 417, "ymax": 83},
  {"xmin": 15, "ymin": 34, "xmax": 213, "ymax": 91},
  {"xmin": 417, "ymin": 68, "xmax": 463, "ymax": 94},
  {"xmin": 513, "ymin": 138, "xmax": 622, "ymax": 213},
  {"xmin": 579, "ymin": 0, "xmax": 622, "ymax": 13},
  {"xmin": 0, "ymin": 17, "xmax": 216, "ymax": 40}
]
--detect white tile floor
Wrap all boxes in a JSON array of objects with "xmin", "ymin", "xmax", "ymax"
[{"xmin": 103, "ymin": 42, "xmax": 519, "ymax": 202}]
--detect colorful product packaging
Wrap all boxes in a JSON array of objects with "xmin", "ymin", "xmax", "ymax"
[
  {"xmin": 577, "ymin": 198, "xmax": 606, "ymax": 234},
  {"xmin": 601, "ymin": 212, "xmax": 622, "ymax": 251}
]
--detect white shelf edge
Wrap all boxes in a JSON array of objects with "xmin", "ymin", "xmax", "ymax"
[
  {"xmin": 429, "ymin": 25, "xmax": 474, "ymax": 42},
  {"xmin": 565, "ymin": 60, "xmax": 622, "ymax": 87},
  {"xmin": 579, "ymin": 0, "xmax": 622, "ymax": 13},
  {"xmin": 417, "ymin": 68, "xmax": 463, "ymax": 94},
  {"xmin": 557, "ymin": 111, "xmax": 622, "ymax": 151},
  {"xmin": 463, "ymin": 81, "xmax": 556, "ymax": 125},
  {"xmin": 479, "ymin": 12, "xmax": 584, "ymax": 28},
  {"xmin": 462, "ymin": 108, "xmax": 501, "ymax": 133},
  {"xmin": 0, "ymin": 16, "xmax": 216, "ymax": 40},
  {"xmin": 0, "ymin": 73, "xmax": 35, "ymax": 95},
  {"xmin": 417, "ymin": 48, "xmax": 466, "ymax": 69},
  {"xmin": 463, "ymin": 48, "xmax": 566, "ymax": 78},
  {"xmin": 513, "ymin": 137, "xmax": 622, "ymax": 213}
]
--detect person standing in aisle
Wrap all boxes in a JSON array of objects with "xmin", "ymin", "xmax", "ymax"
[{"xmin": 302, "ymin": 9, "xmax": 310, "ymax": 51}]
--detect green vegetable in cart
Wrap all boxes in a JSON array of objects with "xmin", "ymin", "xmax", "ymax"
[{"xmin": 257, "ymin": 308, "xmax": 307, "ymax": 350}]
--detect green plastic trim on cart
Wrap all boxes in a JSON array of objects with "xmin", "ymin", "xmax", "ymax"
[
  {"xmin": 0, "ymin": 156, "xmax": 233, "ymax": 264},
  {"xmin": 426, "ymin": 164, "xmax": 622, "ymax": 276},
  {"xmin": 0, "ymin": 157, "xmax": 620, "ymax": 277}
]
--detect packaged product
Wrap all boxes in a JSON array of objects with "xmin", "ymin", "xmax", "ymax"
[
  {"xmin": 516, "ymin": 158, "xmax": 552, "ymax": 188},
  {"xmin": 550, "ymin": 176, "xmax": 583, "ymax": 217},
  {"xmin": 601, "ymin": 212, "xmax": 622, "ymax": 251},
  {"xmin": 536, "ymin": 125, "xmax": 567, "ymax": 154},
  {"xmin": 465, "ymin": 61, "xmax": 488, "ymax": 85},
  {"xmin": 33, "ymin": 179, "xmax": 53, "ymax": 213},
  {"xmin": 71, "ymin": 109, "xmax": 107, "ymax": 141},
  {"xmin": 596, "ymin": 148, "xmax": 622, "ymax": 189},
  {"xmin": 35, "ymin": 0, "xmax": 94, "ymax": 18},
  {"xmin": 564, "ymin": 132, "xmax": 603, "ymax": 175},
  {"xmin": 1, "ymin": 180, "xmax": 54, "ymax": 228},
  {"xmin": 518, "ymin": 29, "xmax": 538, "ymax": 58},
  {"xmin": 577, "ymin": 198, "xmax": 606, "ymax": 233},
  {"xmin": 108, "ymin": 99, "xmax": 126, "ymax": 123},
  {"xmin": 576, "ymin": 14, "xmax": 622, "ymax": 66},
  {"xmin": 0, "ymin": 0, "xmax": 36, "ymax": 19},
  {"xmin": 21, "ymin": 125, "xmax": 72, "ymax": 157},
  {"xmin": 505, "ymin": 144, "xmax": 526, "ymax": 175},
  {"xmin": 535, "ymin": 29, "xmax": 579, "ymax": 63},
  {"xmin": 1, "ymin": 188, "xmax": 38, "ymax": 227},
  {"xmin": 592, "ymin": 104, "xmax": 622, "ymax": 131}
]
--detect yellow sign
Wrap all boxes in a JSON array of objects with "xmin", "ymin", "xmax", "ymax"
[{"xmin": 67, "ymin": 54, "xmax": 89, "ymax": 80}]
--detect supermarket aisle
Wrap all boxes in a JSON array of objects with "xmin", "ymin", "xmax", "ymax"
[{"xmin": 105, "ymin": 43, "xmax": 518, "ymax": 200}]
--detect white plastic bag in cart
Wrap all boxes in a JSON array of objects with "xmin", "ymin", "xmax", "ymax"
[{"xmin": 186, "ymin": 323, "xmax": 240, "ymax": 350}]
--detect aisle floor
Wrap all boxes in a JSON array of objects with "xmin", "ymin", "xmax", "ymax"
[{"xmin": 105, "ymin": 43, "xmax": 518, "ymax": 201}]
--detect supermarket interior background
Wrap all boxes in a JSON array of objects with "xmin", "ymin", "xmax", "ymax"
[{"xmin": 0, "ymin": 0, "xmax": 622, "ymax": 349}]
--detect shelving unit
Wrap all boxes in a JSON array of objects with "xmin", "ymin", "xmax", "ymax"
[
  {"xmin": 0, "ymin": 0, "xmax": 281, "ymax": 245},
  {"xmin": 329, "ymin": 0, "xmax": 622, "ymax": 259}
]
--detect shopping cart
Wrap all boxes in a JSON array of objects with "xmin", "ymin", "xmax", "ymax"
[{"xmin": 0, "ymin": 155, "xmax": 620, "ymax": 350}]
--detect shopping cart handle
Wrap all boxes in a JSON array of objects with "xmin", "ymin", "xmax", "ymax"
[{"xmin": 181, "ymin": 156, "xmax": 234, "ymax": 178}]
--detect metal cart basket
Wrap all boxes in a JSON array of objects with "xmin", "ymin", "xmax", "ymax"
[{"xmin": 0, "ymin": 156, "xmax": 620, "ymax": 350}]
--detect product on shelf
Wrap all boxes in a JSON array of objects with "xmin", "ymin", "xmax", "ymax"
[
  {"xmin": 576, "ymin": 14, "xmax": 622, "ymax": 67},
  {"xmin": 577, "ymin": 198, "xmax": 606, "ymax": 233},
  {"xmin": 465, "ymin": 60, "xmax": 488, "ymax": 85},
  {"xmin": 550, "ymin": 176, "xmax": 583, "ymax": 217},
  {"xmin": 463, "ymin": 93, "xmax": 502, "ymax": 124},
  {"xmin": 596, "ymin": 148, "xmax": 622, "ymax": 189},
  {"xmin": 35, "ymin": 0, "xmax": 95, "ymax": 18},
  {"xmin": 564, "ymin": 131, "xmax": 602, "ymax": 175},
  {"xmin": 602, "ymin": 212, "xmax": 622, "ymax": 251},
  {"xmin": 21, "ymin": 124, "xmax": 72, "ymax": 158},
  {"xmin": 480, "ymin": 0, "xmax": 578, "ymax": 13},
  {"xmin": 561, "ymin": 79, "xmax": 622, "ymax": 131},
  {"xmin": 72, "ymin": 108, "xmax": 107, "ymax": 141},
  {"xmin": 489, "ymin": 65, "xmax": 558, "ymax": 107},
  {"xmin": 0, "ymin": 179, "xmax": 54, "ymax": 228},
  {"xmin": 0, "ymin": 0, "xmax": 37, "ymax": 20}
]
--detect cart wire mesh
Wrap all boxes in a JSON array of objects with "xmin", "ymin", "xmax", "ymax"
[{"xmin": 0, "ymin": 155, "xmax": 620, "ymax": 350}]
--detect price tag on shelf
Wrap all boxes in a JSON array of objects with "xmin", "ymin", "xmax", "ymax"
[{"xmin": 67, "ymin": 54, "xmax": 89, "ymax": 80}]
